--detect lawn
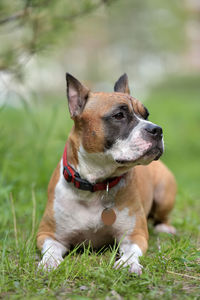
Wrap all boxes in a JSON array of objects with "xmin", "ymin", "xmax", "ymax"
[{"xmin": 0, "ymin": 74, "xmax": 200, "ymax": 299}]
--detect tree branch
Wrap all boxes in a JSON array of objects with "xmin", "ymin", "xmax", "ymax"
[
  {"xmin": 0, "ymin": 0, "xmax": 115, "ymax": 26},
  {"xmin": 0, "ymin": 9, "xmax": 30, "ymax": 25}
]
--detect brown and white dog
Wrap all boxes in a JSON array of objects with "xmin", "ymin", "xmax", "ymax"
[{"xmin": 37, "ymin": 73, "xmax": 176, "ymax": 274}]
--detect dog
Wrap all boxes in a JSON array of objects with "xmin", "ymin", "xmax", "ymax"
[{"xmin": 37, "ymin": 73, "xmax": 176, "ymax": 274}]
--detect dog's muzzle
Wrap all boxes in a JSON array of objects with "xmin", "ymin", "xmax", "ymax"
[
  {"xmin": 143, "ymin": 123, "xmax": 164, "ymax": 160},
  {"xmin": 144, "ymin": 123, "xmax": 163, "ymax": 140}
]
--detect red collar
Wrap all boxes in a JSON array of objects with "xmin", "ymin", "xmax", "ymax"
[{"xmin": 62, "ymin": 143, "xmax": 124, "ymax": 192}]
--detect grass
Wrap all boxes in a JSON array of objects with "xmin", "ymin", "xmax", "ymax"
[{"xmin": 0, "ymin": 74, "xmax": 200, "ymax": 299}]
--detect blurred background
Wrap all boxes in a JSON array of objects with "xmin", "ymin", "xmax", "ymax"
[{"xmin": 0, "ymin": 0, "xmax": 199, "ymax": 234}]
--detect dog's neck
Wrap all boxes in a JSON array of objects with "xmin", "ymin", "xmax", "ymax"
[
  {"xmin": 67, "ymin": 137, "xmax": 128, "ymax": 184},
  {"xmin": 76, "ymin": 145, "xmax": 120, "ymax": 183}
]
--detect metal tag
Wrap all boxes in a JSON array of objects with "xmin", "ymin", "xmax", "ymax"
[{"xmin": 101, "ymin": 208, "xmax": 116, "ymax": 226}]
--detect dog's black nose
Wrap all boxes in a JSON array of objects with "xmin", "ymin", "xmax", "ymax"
[{"xmin": 144, "ymin": 124, "xmax": 163, "ymax": 139}]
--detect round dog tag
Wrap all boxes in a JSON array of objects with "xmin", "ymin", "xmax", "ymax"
[{"xmin": 101, "ymin": 208, "xmax": 116, "ymax": 226}]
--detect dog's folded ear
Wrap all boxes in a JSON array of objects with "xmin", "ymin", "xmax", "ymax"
[
  {"xmin": 114, "ymin": 73, "xmax": 130, "ymax": 94},
  {"xmin": 66, "ymin": 73, "xmax": 90, "ymax": 118}
]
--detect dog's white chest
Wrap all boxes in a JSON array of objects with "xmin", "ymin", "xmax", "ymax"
[{"xmin": 53, "ymin": 162, "xmax": 135, "ymax": 248}]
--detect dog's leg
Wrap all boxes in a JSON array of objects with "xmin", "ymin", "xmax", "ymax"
[
  {"xmin": 114, "ymin": 214, "xmax": 148, "ymax": 275},
  {"xmin": 38, "ymin": 237, "xmax": 68, "ymax": 271},
  {"xmin": 153, "ymin": 172, "xmax": 177, "ymax": 235}
]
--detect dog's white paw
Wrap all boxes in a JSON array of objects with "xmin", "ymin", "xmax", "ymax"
[
  {"xmin": 154, "ymin": 223, "xmax": 176, "ymax": 235},
  {"xmin": 114, "ymin": 257, "xmax": 143, "ymax": 275},
  {"xmin": 38, "ymin": 255, "xmax": 63, "ymax": 271}
]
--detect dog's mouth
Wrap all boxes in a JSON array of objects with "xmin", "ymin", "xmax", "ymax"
[{"xmin": 116, "ymin": 146, "xmax": 163, "ymax": 165}]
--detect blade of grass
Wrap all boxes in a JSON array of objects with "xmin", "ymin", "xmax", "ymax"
[
  {"xmin": 27, "ymin": 184, "xmax": 36, "ymax": 245},
  {"xmin": 167, "ymin": 270, "xmax": 200, "ymax": 280},
  {"xmin": 9, "ymin": 192, "xmax": 18, "ymax": 248}
]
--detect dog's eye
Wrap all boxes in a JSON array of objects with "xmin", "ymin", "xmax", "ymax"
[{"xmin": 113, "ymin": 112, "xmax": 125, "ymax": 120}]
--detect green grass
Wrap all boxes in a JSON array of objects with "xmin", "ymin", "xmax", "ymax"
[{"xmin": 0, "ymin": 74, "xmax": 200, "ymax": 299}]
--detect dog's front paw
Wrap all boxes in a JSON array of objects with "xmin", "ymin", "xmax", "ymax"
[
  {"xmin": 114, "ymin": 257, "xmax": 143, "ymax": 275},
  {"xmin": 38, "ymin": 255, "xmax": 63, "ymax": 271}
]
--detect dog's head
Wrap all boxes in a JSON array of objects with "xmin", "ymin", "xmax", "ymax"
[{"xmin": 66, "ymin": 73, "xmax": 163, "ymax": 182}]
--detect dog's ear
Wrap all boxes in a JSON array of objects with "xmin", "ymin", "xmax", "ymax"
[
  {"xmin": 66, "ymin": 73, "xmax": 90, "ymax": 118},
  {"xmin": 114, "ymin": 73, "xmax": 130, "ymax": 94}
]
